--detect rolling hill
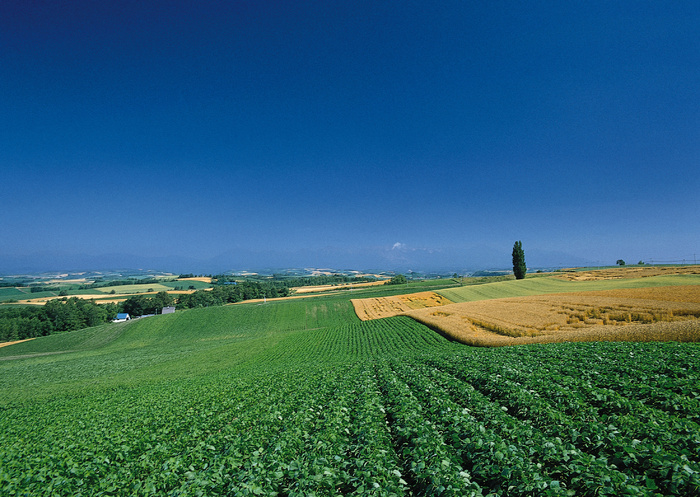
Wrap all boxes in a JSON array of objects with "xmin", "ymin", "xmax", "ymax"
[{"xmin": 1, "ymin": 279, "xmax": 699, "ymax": 495}]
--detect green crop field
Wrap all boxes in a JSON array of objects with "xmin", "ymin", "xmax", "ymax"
[
  {"xmin": 0, "ymin": 288, "xmax": 26, "ymax": 302},
  {"xmin": 437, "ymin": 274, "xmax": 700, "ymax": 303},
  {"xmin": 1, "ymin": 287, "xmax": 699, "ymax": 496},
  {"xmin": 161, "ymin": 280, "xmax": 213, "ymax": 290},
  {"xmin": 94, "ymin": 283, "xmax": 174, "ymax": 294}
]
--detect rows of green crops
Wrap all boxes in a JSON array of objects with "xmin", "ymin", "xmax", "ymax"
[{"xmin": 1, "ymin": 292, "xmax": 699, "ymax": 495}]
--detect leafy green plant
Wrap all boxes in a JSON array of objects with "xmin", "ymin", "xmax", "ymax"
[{"xmin": 1, "ymin": 294, "xmax": 699, "ymax": 495}]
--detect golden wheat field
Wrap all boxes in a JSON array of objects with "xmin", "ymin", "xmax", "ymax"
[
  {"xmin": 563, "ymin": 285, "xmax": 700, "ymax": 303},
  {"xmin": 404, "ymin": 285, "xmax": 700, "ymax": 346},
  {"xmin": 553, "ymin": 265, "xmax": 700, "ymax": 281},
  {"xmin": 293, "ymin": 280, "xmax": 388, "ymax": 294},
  {"xmin": 177, "ymin": 276, "xmax": 214, "ymax": 283},
  {"xmin": 351, "ymin": 291, "xmax": 453, "ymax": 320}
]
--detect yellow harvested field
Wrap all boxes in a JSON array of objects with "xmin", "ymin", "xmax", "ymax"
[
  {"xmin": 553, "ymin": 265, "xmax": 700, "ymax": 281},
  {"xmin": 13, "ymin": 290, "xmax": 198, "ymax": 306},
  {"xmin": 177, "ymin": 277, "xmax": 213, "ymax": 283},
  {"xmin": 352, "ymin": 292, "xmax": 454, "ymax": 321},
  {"xmin": 562, "ymin": 285, "xmax": 700, "ymax": 303},
  {"xmin": 405, "ymin": 285, "xmax": 700, "ymax": 346},
  {"xmin": 15, "ymin": 294, "xmax": 122, "ymax": 305},
  {"xmin": 293, "ymin": 280, "xmax": 388, "ymax": 294},
  {"xmin": 0, "ymin": 338, "xmax": 35, "ymax": 349}
]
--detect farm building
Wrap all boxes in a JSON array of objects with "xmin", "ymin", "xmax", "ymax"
[
  {"xmin": 112, "ymin": 313, "xmax": 131, "ymax": 323},
  {"xmin": 161, "ymin": 306, "xmax": 176, "ymax": 315}
]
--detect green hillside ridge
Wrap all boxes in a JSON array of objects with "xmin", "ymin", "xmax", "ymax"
[{"xmin": 1, "ymin": 280, "xmax": 699, "ymax": 495}]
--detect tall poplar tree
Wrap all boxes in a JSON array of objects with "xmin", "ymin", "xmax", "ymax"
[{"xmin": 512, "ymin": 241, "xmax": 527, "ymax": 279}]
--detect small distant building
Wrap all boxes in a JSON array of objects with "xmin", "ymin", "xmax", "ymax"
[
  {"xmin": 161, "ymin": 306, "xmax": 176, "ymax": 315},
  {"xmin": 113, "ymin": 313, "xmax": 131, "ymax": 323}
]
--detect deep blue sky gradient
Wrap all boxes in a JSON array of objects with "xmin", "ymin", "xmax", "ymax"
[{"xmin": 1, "ymin": 1, "xmax": 698, "ymax": 272}]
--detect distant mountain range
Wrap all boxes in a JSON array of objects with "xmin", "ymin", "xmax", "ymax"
[{"xmin": 0, "ymin": 246, "xmax": 593, "ymax": 275}]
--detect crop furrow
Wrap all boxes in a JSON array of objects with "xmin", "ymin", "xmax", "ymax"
[
  {"xmin": 423, "ymin": 354, "xmax": 700, "ymax": 495},
  {"xmin": 374, "ymin": 362, "xmax": 483, "ymax": 496},
  {"xmin": 390, "ymin": 359, "xmax": 568, "ymax": 496}
]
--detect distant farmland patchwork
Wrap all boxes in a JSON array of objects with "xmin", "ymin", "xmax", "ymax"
[{"xmin": 1, "ymin": 268, "xmax": 699, "ymax": 495}]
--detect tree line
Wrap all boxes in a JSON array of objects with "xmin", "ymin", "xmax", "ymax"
[
  {"xmin": 0, "ymin": 280, "xmax": 292, "ymax": 343},
  {"xmin": 79, "ymin": 277, "xmax": 170, "ymax": 289},
  {"xmin": 119, "ymin": 281, "xmax": 288, "ymax": 315},
  {"xmin": 266, "ymin": 274, "xmax": 377, "ymax": 287},
  {"xmin": 0, "ymin": 298, "xmax": 120, "ymax": 343},
  {"xmin": 177, "ymin": 281, "xmax": 289, "ymax": 308},
  {"xmin": 213, "ymin": 274, "xmax": 376, "ymax": 288}
]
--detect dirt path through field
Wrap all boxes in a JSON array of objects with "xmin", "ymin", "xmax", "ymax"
[{"xmin": 0, "ymin": 338, "xmax": 35, "ymax": 349}]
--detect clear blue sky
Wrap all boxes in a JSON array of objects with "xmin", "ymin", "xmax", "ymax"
[{"xmin": 1, "ymin": 1, "xmax": 698, "ymax": 272}]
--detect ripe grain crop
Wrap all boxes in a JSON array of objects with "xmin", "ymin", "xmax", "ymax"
[
  {"xmin": 176, "ymin": 276, "xmax": 213, "ymax": 283},
  {"xmin": 292, "ymin": 280, "xmax": 388, "ymax": 294},
  {"xmin": 553, "ymin": 265, "xmax": 700, "ymax": 281},
  {"xmin": 406, "ymin": 288, "xmax": 700, "ymax": 346},
  {"xmin": 352, "ymin": 291, "xmax": 453, "ymax": 320},
  {"xmin": 437, "ymin": 272, "xmax": 700, "ymax": 304},
  {"xmin": 562, "ymin": 284, "xmax": 700, "ymax": 303}
]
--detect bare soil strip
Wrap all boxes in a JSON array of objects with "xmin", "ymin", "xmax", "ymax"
[{"xmin": 405, "ymin": 285, "xmax": 700, "ymax": 346}]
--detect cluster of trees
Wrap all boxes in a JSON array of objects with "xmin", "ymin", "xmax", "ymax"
[
  {"xmin": 212, "ymin": 274, "xmax": 376, "ymax": 291},
  {"xmin": 0, "ymin": 279, "xmax": 36, "ymax": 288},
  {"xmin": 213, "ymin": 275, "xmax": 289, "ymax": 293},
  {"xmin": 29, "ymin": 285, "xmax": 62, "ymax": 293},
  {"xmin": 177, "ymin": 281, "xmax": 289, "ymax": 309},
  {"xmin": 118, "ymin": 281, "xmax": 290, "ymax": 316},
  {"xmin": 266, "ymin": 274, "xmax": 377, "ymax": 288},
  {"xmin": 386, "ymin": 274, "xmax": 408, "ymax": 285},
  {"xmin": 0, "ymin": 279, "xmax": 293, "ymax": 343},
  {"xmin": 0, "ymin": 298, "xmax": 119, "ymax": 342},
  {"xmin": 121, "ymin": 291, "xmax": 174, "ymax": 317},
  {"xmin": 79, "ymin": 277, "xmax": 168, "ymax": 290}
]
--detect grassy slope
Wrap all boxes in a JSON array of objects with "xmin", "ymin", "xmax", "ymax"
[
  {"xmin": 437, "ymin": 274, "xmax": 700, "ymax": 303},
  {"xmin": 0, "ymin": 288, "xmax": 25, "ymax": 298},
  {"xmin": 4, "ymin": 274, "xmax": 698, "ymax": 399},
  {"xmin": 0, "ymin": 294, "xmax": 363, "ymax": 400}
]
